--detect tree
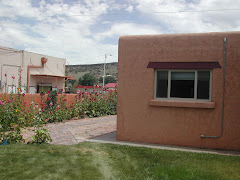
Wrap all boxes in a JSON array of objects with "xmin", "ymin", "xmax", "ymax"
[
  {"xmin": 99, "ymin": 76, "xmax": 116, "ymax": 84},
  {"xmin": 78, "ymin": 73, "xmax": 97, "ymax": 86},
  {"xmin": 105, "ymin": 76, "xmax": 116, "ymax": 84}
]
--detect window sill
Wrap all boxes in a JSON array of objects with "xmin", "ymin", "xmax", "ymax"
[{"xmin": 149, "ymin": 99, "xmax": 215, "ymax": 109}]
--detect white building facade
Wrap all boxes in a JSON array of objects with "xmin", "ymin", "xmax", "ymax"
[{"xmin": 0, "ymin": 46, "xmax": 71, "ymax": 94}]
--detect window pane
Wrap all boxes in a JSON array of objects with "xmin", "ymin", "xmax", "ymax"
[
  {"xmin": 8, "ymin": 86, "xmax": 16, "ymax": 94},
  {"xmin": 156, "ymin": 71, "xmax": 168, "ymax": 98},
  {"xmin": 197, "ymin": 71, "xmax": 210, "ymax": 99},
  {"xmin": 170, "ymin": 72, "xmax": 195, "ymax": 98}
]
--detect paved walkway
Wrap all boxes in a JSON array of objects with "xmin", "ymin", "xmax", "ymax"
[
  {"xmin": 23, "ymin": 115, "xmax": 116, "ymax": 145},
  {"xmin": 23, "ymin": 115, "xmax": 240, "ymax": 156}
]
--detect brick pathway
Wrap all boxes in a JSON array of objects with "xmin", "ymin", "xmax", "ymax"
[{"xmin": 23, "ymin": 115, "xmax": 116, "ymax": 145}]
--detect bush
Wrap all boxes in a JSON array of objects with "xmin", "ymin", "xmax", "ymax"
[{"xmin": 0, "ymin": 89, "xmax": 117, "ymax": 145}]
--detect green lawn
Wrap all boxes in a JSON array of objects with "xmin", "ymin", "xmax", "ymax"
[{"xmin": 0, "ymin": 142, "xmax": 239, "ymax": 180}]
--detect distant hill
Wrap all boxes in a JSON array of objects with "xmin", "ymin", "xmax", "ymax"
[{"xmin": 66, "ymin": 62, "xmax": 118, "ymax": 84}]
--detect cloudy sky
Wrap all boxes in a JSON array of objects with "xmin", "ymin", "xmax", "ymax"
[{"xmin": 0, "ymin": 0, "xmax": 240, "ymax": 65}]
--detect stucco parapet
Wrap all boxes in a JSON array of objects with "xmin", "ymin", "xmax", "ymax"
[
  {"xmin": 119, "ymin": 31, "xmax": 240, "ymax": 41},
  {"xmin": 149, "ymin": 100, "xmax": 215, "ymax": 109}
]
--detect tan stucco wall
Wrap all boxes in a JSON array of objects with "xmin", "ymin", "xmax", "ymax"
[
  {"xmin": 25, "ymin": 51, "xmax": 66, "ymax": 91},
  {"xmin": 117, "ymin": 32, "xmax": 240, "ymax": 151},
  {"xmin": 0, "ymin": 48, "xmax": 23, "ymax": 92},
  {"xmin": 0, "ymin": 47, "xmax": 66, "ymax": 93}
]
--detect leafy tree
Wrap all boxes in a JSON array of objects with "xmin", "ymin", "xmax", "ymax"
[
  {"xmin": 105, "ymin": 76, "xmax": 116, "ymax": 84},
  {"xmin": 99, "ymin": 76, "xmax": 116, "ymax": 84},
  {"xmin": 78, "ymin": 73, "xmax": 97, "ymax": 86}
]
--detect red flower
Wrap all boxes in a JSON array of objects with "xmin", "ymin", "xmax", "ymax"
[
  {"xmin": 4, "ymin": 74, "xmax": 7, "ymax": 77},
  {"xmin": 46, "ymin": 119, "xmax": 49, "ymax": 122}
]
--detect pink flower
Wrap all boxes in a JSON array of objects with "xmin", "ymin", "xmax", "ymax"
[
  {"xmin": 23, "ymin": 101, "xmax": 27, "ymax": 104},
  {"xmin": 0, "ymin": 100, "xmax": 5, "ymax": 106},
  {"xmin": 46, "ymin": 119, "xmax": 49, "ymax": 122}
]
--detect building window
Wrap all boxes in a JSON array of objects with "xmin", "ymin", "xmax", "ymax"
[
  {"xmin": 52, "ymin": 87, "xmax": 58, "ymax": 92},
  {"xmin": 8, "ymin": 85, "xmax": 16, "ymax": 94},
  {"xmin": 155, "ymin": 70, "xmax": 211, "ymax": 101},
  {"xmin": 21, "ymin": 86, "xmax": 26, "ymax": 94},
  {"xmin": 29, "ymin": 86, "xmax": 37, "ymax": 94}
]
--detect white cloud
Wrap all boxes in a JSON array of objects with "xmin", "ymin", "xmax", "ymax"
[
  {"xmin": 0, "ymin": 0, "xmax": 240, "ymax": 65},
  {"xmin": 126, "ymin": 5, "xmax": 133, "ymax": 13},
  {"xmin": 94, "ymin": 22, "xmax": 163, "ymax": 41},
  {"xmin": 0, "ymin": 0, "xmax": 118, "ymax": 64},
  {"xmin": 134, "ymin": 0, "xmax": 240, "ymax": 33}
]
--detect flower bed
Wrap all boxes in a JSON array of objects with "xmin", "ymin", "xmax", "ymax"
[{"xmin": 0, "ymin": 90, "xmax": 117, "ymax": 144}]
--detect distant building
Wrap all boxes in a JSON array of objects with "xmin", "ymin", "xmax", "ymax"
[
  {"xmin": 75, "ymin": 85, "xmax": 102, "ymax": 93},
  {"xmin": 104, "ymin": 83, "xmax": 117, "ymax": 90},
  {"xmin": 0, "ymin": 46, "xmax": 75, "ymax": 94}
]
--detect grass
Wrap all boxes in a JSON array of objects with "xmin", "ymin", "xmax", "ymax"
[{"xmin": 0, "ymin": 142, "xmax": 240, "ymax": 180}]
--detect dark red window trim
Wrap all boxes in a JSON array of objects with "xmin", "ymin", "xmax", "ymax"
[{"xmin": 147, "ymin": 62, "xmax": 221, "ymax": 69}]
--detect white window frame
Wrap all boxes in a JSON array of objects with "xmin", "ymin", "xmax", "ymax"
[
  {"xmin": 154, "ymin": 69, "xmax": 212, "ymax": 101},
  {"xmin": 52, "ymin": 87, "xmax": 58, "ymax": 92},
  {"xmin": 8, "ymin": 85, "xmax": 16, "ymax": 94},
  {"xmin": 29, "ymin": 86, "xmax": 37, "ymax": 94},
  {"xmin": 20, "ymin": 86, "xmax": 26, "ymax": 94}
]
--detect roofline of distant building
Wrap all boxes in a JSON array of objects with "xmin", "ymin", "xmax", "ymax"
[{"xmin": 0, "ymin": 46, "xmax": 66, "ymax": 61}]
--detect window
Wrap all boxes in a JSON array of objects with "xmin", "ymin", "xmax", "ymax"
[
  {"xmin": 8, "ymin": 85, "xmax": 16, "ymax": 94},
  {"xmin": 29, "ymin": 86, "xmax": 37, "ymax": 94},
  {"xmin": 155, "ymin": 70, "xmax": 211, "ymax": 101},
  {"xmin": 52, "ymin": 87, "xmax": 58, "ymax": 92},
  {"xmin": 21, "ymin": 86, "xmax": 26, "ymax": 94}
]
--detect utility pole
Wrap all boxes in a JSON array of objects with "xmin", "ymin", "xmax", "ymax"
[{"xmin": 103, "ymin": 53, "xmax": 112, "ymax": 88}]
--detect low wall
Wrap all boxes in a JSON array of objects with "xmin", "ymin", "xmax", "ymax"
[{"xmin": 0, "ymin": 93, "xmax": 77, "ymax": 107}]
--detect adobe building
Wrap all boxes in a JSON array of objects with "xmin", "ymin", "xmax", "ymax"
[
  {"xmin": 117, "ymin": 31, "xmax": 240, "ymax": 151},
  {"xmin": 0, "ymin": 46, "xmax": 74, "ymax": 94}
]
